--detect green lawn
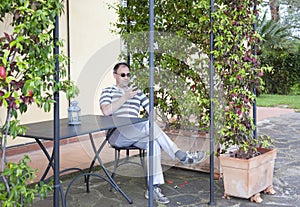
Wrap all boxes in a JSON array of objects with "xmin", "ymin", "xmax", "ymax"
[{"xmin": 256, "ymin": 94, "xmax": 300, "ymax": 110}]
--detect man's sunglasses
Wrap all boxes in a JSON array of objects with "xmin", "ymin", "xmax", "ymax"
[{"xmin": 114, "ymin": 72, "xmax": 131, "ymax": 78}]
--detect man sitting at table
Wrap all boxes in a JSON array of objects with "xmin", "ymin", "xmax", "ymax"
[{"xmin": 99, "ymin": 62, "xmax": 206, "ymax": 204}]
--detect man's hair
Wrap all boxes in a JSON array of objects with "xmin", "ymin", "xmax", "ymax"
[{"xmin": 113, "ymin": 62, "xmax": 130, "ymax": 74}]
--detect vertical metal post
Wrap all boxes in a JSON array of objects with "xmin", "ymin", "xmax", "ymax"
[
  {"xmin": 53, "ymin": 15, "xmax": 60, "ymax": 207},
  {"xmin": 148, "ymin": 0, "xmax": 155, "ymax": 206},
  {"xmin": 208, "ymin": 0, "xmax": 215, "ymax": 205},
  {"xmin": 121, "ymin": 0, "xmax": 131, "ymax": 64},
  {"xmin": 253, "ymin": 0, "xmax": 258, "ymax": 139},
  {"xmin": 127, "ymin": 0, "xmax": 131, "ymax": 65},
  {"xmin": 66, "ymin": 0, "xmax": 71, "ymax": 107}
]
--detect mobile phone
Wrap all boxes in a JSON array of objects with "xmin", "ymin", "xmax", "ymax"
[
  {"xmin": 132, "ymin": 86, "xmax": 138, "ymax": 92},
  {"xmin": 130, "ymin": 84, "xmax": 138, "ymax": 91}
]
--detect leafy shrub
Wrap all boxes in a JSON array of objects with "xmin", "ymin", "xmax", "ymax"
[
  {"xmin": 260, "ymin": 49, "xmax": 300, "ymax": 94},
  {"xmin": 0, "ymin": 155, "xmax": 52, "ymax": 207},
  {"xmin": 290, "ymin": 83, "xmax": 300, "ymax": 95}
]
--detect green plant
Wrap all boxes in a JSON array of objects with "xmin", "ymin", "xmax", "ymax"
[
  {"xmin": 208, "ymin": 0, "xmax": 274, "ymax": 159},
  {"xmin": 0, "ymin": 0, "xmax": 78, "ymax": 205},
  {"xmin": 290, "ymin": 83, "xmax": 300, "ymax": 95},
  {"xmin": 260, "ymin": 48, "xmax": 300, "ymax": 95},
  {"xmin": 0, "ymin": 155, "xmax": 52, "ymax": 207},
  {"xmin": 257, "ymin": 9, "xmax": 300, "ymax": 95},
  {"xmin": 257, "ymin": 10, "xmax": 298, "ymax": 52},
  {"xmin": 111, "ymin": 0, "xmax": 273, "ymax": 159}
]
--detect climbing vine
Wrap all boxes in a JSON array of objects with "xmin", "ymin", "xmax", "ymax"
[{"xmin": 111, "ymin": 0, "xmax": 272, "ymax": 158}]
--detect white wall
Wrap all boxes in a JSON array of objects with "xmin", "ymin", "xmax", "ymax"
[
  {"xmin": 0, "ymin": 0, "xmax": 121, "ymax": 146},
  {"xmin": 69, "ymin": 0, "xmax": 121, "ymax": 116}
]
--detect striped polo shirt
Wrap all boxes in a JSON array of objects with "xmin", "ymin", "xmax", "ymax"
[{"xmin": 99, "ymin": 85, "xmax": 149, "ymax": 117}]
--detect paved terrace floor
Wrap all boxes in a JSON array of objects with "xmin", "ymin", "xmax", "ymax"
[{"xmin": 5, "ymin": 107, "xmax": 300, "ymax": 207}]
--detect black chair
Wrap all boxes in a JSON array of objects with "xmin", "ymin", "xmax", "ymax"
[{"xmin": 107, "ymin": 129, "xmax": 147, "ymax": 191}]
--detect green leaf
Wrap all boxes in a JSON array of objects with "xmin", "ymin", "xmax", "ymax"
[{"xmin": 44, "ymin": 101, "xmax": 50, "ymax": 112}]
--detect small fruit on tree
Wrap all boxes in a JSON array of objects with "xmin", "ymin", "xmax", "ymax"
[{"xmin": 0, "ymin": 66, "xmax": 6, "ymax": 80}]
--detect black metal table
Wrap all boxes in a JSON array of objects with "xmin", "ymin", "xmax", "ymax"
[{"xmin": 18, "ymin": 114, "xmax": 147, "ymax": 206}]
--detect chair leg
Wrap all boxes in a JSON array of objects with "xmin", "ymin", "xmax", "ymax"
[
  {"xmin": 139, "ymin": 149, "xmax": 147, "ymax": 188},
  {"xmin": 126, "ymin": 149, "xmax": 130, "ymax": 161},
  {"xmin": 110, "ymin": 149, "xmax": 121, "ymax": 191},
  {"xmin": 110, "ymin": 148, "xmax": 147, "ymax": 191}
]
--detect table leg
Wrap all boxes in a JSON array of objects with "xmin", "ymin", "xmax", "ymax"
[
  {"xmin": 35, "ymin": 139, "xmax": 67, "ymax": 207},
  {"xmin": 85, "ymin": 136, "xmax": 107, "ymax": 192},
  {"xmin": 35, "ymin": 139, "xmax": 54, "ymax": 182},
  {"xmin": 86, "ymin": 133, "xmax": 133, "ymax": 204},
  {"xmin": 36, "ymin": 139, "xmax": 87, "ymax": 184},
  {"xmin": 35, "ymin": 138, "xmax": 87, "ymax": 207},
  {"xmin": 85, "ymin": 128, "xmax": 116, "ymax": 191}
]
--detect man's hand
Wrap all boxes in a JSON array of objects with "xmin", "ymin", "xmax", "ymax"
[{"xmin": 124, "ymin": 87, "xmax": 138, "ymax": 99}]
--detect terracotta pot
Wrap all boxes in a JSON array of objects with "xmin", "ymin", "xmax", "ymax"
[{"xmin": 220, "ymin": 148, "xmax": 277, "ymax": 200}]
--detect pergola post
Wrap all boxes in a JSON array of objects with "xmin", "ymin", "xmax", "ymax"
[
  {"xmin": 209, "ymin": 0, "xmax": 215, "ymax": 205},
  {"xmin": 148, "ymin": 1, "xmax": 155, "ymax": 207},
  {"xmin": 53, "ymin": 15, "xmax": 60, "ymax": 207}
]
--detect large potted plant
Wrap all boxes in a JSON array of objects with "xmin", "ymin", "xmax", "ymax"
[
  {"xmin": 0, "ymin": 1, "xmax": 78, "ymax": 206},
  {"xmin": 209, "ymin": 0, "xmax": 277, "ymax": 203}
]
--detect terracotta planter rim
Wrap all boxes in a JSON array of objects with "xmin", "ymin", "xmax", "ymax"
[{"xmin": 220, "ymin": 148, "xmax": 277, "ymax": 161}]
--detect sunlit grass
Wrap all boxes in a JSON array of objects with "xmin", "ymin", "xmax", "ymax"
[{"xmin": 256, "ymin": 94, "xmax": 300, "ymax": 110}]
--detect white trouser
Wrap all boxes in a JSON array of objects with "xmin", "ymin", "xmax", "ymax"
[{"xmin": 109, "ymin": 121, "xmax": 180, "ymax": 185}]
